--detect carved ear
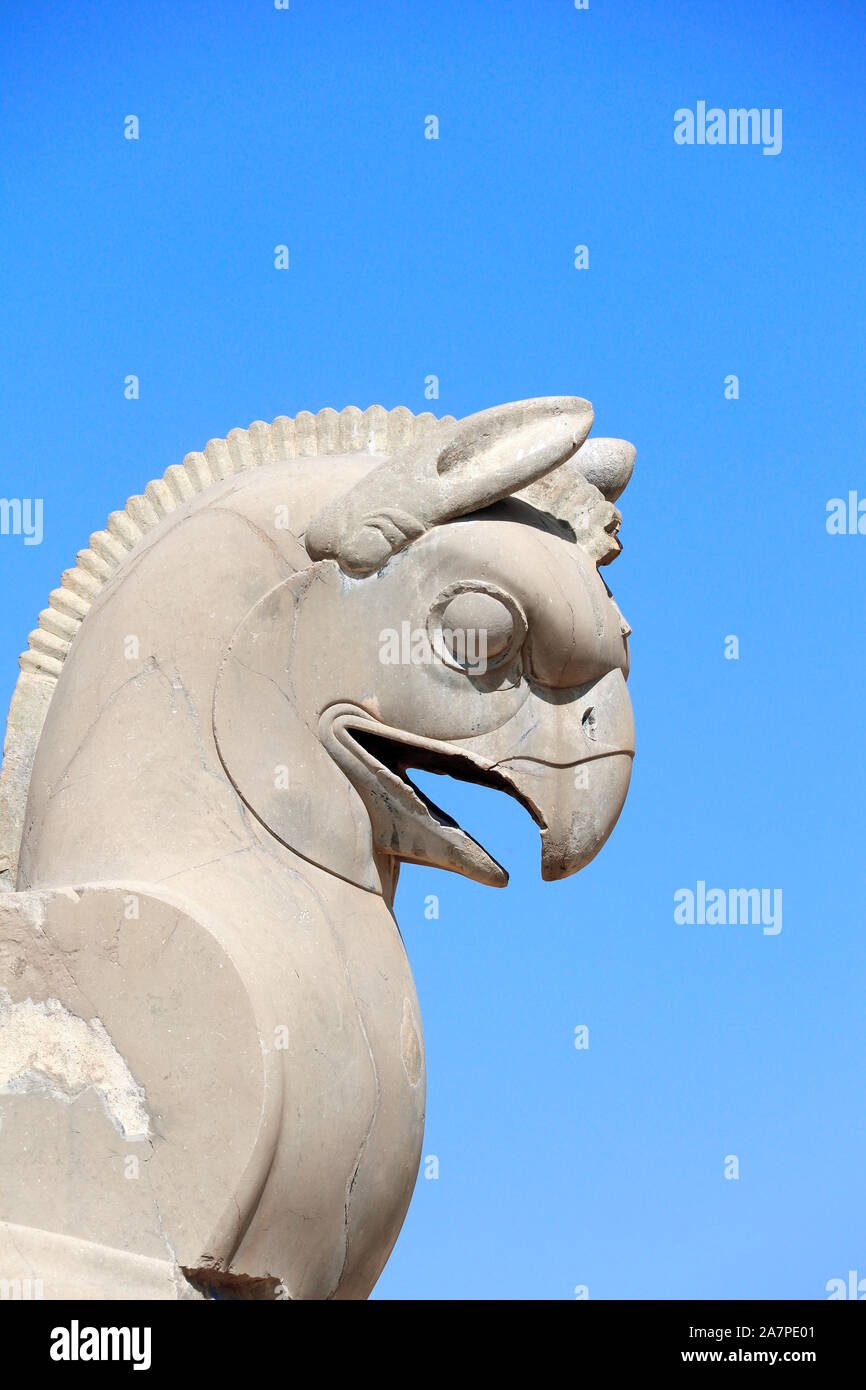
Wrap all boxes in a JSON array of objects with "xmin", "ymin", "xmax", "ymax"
[{"xmin": 304, "ymin": 396, "xmax": 594, "ymax": 574}]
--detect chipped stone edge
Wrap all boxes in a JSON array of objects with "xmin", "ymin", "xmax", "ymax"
[{"xmin": 0, "ymin": 988, "xmax": 151, "ymax": 1142}]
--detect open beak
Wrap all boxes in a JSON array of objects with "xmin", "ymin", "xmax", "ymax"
[{"xmin": 319, "ymin": 669, "xmax": 634, "ymax": 886}]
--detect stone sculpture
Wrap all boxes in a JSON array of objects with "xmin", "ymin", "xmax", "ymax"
[{"xmin": 0, "ymin": 397, "xmax": 636, "ymax": 1299}]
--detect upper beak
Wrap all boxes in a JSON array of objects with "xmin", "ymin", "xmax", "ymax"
[
  {"xmin": 462, "ymin": 668, "xmax": 634, "ymax": 880},
  {"xmin": 497, "ymin": 750, "xmax": 633, "ymax": 879}
]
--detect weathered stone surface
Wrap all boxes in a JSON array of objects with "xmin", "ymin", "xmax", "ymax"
[{"xmin": 0, "ymin": 397, "xmax": 635, "ymax": 1298}]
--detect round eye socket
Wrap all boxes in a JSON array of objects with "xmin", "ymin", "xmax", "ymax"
[
  {"xmin": 428, "ymin": 585, "xmax": 526, "ymax": 673},
  {"xmin": 440, "ymin": 592, "xmax": 513, "ymax": 660}
]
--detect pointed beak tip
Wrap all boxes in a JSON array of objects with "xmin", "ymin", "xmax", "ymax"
[
  {"xmin": 540, "ymin": 854, "xmax": 584, "ymax": 882},
  {"xmin": 541, "ymin": 865, "xmax": 563, "ymax": 882}
]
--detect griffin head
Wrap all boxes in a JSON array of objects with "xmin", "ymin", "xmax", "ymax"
[{"xmin": 214, "ymin": 397, "xmax": 635, "ymax": 892}]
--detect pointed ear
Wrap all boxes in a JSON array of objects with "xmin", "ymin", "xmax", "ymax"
[{"xmin": 304, "ymin": 396, "xmax": 594, "ymax": 574}]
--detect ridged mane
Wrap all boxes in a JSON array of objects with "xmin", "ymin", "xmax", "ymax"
[
  {"xmin": 21, "ymin": 406, "xmax": 454, "ymax": 678},
  {"xmin": 0, "ymin": 405, "xmax": 454, "ymax": 887}
]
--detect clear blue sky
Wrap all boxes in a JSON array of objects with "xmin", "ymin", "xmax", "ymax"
[{"xmin": 1, "ymin": 0, "xmax": 864, "ymax": 1299}]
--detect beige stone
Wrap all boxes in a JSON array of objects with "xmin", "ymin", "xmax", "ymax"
[{"xmin": 0, "ymin": 398, "xmax": 636, "ymax": 1298}]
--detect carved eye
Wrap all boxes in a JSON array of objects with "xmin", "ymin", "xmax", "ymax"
[{"xmin": 427, "ymin": 584, "xmax": 526, "ymax": 673}]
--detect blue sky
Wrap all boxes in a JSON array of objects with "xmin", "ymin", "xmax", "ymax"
[{"xmin": 1, "ymin": 0, "xmax": 864, "ymax": 1299}]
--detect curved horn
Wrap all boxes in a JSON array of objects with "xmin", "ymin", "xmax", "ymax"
[{"xmin": 304, "ymin": 396, "xmax": 594, "ymax": 574}]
